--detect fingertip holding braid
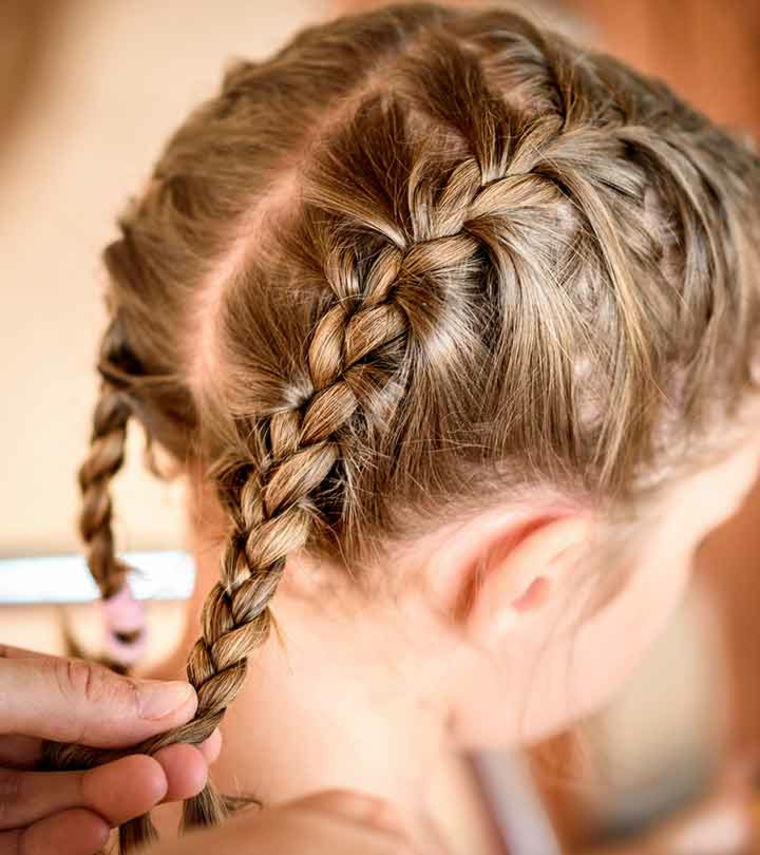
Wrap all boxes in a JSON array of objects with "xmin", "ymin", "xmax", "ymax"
[{"xmin": 44, "ymin": 3, "xmax": 760, "ymax": 852}]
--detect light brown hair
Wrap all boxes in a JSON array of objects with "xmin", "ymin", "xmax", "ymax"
[{"xmin": 44, "ymin": 2, "xmax": 760, "ymax": 850}]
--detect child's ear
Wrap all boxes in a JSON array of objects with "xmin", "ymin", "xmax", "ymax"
[{"xmin": 427, "ymin": 508, "xmax": 594, "ymax": 644}]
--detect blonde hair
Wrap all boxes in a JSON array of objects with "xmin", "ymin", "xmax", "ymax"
[{"xmin": 45, "ymin": 2, "xmax": 760, "ymax": 850}]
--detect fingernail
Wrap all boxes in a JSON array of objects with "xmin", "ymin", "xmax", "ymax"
[{"xmin": 136, "ymin": 680, "xmax": 197, "ymax": 721}]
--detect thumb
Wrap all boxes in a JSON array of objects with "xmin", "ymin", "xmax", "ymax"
[{"xmin": 0, "ymin": 651, "xmax": 198, "ymax": 747}]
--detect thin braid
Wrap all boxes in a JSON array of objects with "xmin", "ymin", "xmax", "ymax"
[
  {"xmin": 81, "ymin": 310, "xmax": 155, "ymax": 672},
  {"xmin": 73, "ymin": 381, "xmax": 151, "ymax": 678},
  {"xmin": 78, "ymin": 382, "xmax": 132, "ymax": 600}
]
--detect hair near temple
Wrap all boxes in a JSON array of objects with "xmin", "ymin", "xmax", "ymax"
[{"xmin": 43, "ymin": 2, "xmax": 760, "ymax": 851}]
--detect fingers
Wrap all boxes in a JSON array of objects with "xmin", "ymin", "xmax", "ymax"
[
  {"xmin": 0, "ymin": 745, "xmax": 217, "ymax": 832},
  {"xmin": 0, "ymin": 755, "xmax": 164, "ymax": 830},
  {"xmin": 195, "ymin": 727, "xmax": 222, "ymax": 765},
  {"xmin": 82, "ymin": 755, "xmax": 170, "ymax": 826},
  {"xmin": 0, "ymin": 747, "xmax": 214, "ymax": 831},
  {"xmin": 0, "ymin": 728, "xmax": 220, "ymax": 772},
  {"xmin": 0, "ymin": 809, "xmax": 109, "ymax": 855},
  {"xmin": 154, "ymin": 744, "xmax": 208, "ymax": 803},
  {"xmin": 0, "ymin": 655, "xmax": 198, "ymax": 747},
  {"xmin": 152, "ymin": 730, "xmax": 221, "ymax": 802}
]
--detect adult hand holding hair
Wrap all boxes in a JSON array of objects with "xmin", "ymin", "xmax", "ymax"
[{"xmin": 0, "ymin": 644, "xmax": 219, "ymax": 855}]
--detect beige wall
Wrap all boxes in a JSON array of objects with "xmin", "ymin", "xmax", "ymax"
[{"xmin": 0, "ymin": 0, "xmax": 324, "ymax": 557}]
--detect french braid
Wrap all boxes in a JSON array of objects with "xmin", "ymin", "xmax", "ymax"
[{"xmin": 42, "ymin": 4, "xmax": 760, "ymax": 854}]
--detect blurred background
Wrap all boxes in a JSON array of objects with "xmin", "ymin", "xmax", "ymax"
[{"xmin": 1, "ymin": 1, "xmax": 759, "ymax": 850}]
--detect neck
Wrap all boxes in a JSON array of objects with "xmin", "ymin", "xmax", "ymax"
[{"xmin": 159, "ymin": 550, "xmax": 504, "ymax": 855}]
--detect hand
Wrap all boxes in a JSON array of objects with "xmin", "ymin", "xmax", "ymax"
[
  {"xmin": 145, "ymin": 790, "xmax": 431, "ymax": 855},
  {"xmin": 0, "ymin": 643, "xmax": 221, "ymax": 855}
]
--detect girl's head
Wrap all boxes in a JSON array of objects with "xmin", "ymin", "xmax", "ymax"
[{"xmin": 65, "ymin": 0, "xmax": 760, "ymax": 846}]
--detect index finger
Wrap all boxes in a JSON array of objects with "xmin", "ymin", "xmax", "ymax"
[{"xmin": 0, "ymin": 654, "xmax": 198, "ymax": 748}]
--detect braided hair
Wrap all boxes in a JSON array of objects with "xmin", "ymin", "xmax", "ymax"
[{"xmin": 44, "ymin": 3, "xmax": 760, "ymax": 851}]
